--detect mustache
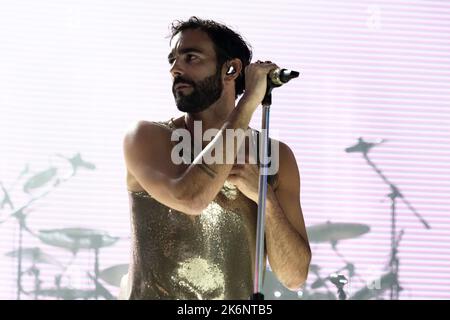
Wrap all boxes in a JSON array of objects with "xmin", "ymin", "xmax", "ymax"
[{"xmin": 172, "ymin": 77, "xmax": 196, "ymax": 90}]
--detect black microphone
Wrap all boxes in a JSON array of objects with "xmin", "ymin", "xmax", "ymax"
[
  {"xmin": 261, "ymin": 67, "xmax": 299, "ymax": 106},
  {"xmin": 268, "ymin": 68, "xmax": 300, "ymax": 86}
]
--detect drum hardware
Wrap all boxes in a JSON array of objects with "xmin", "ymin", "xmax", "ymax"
[{"xmin": 345, "ymin": 137, "xmax": 430, "ymax": 299}]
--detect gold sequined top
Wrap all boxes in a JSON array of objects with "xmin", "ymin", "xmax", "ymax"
[{"xmin": 120, "ymin": 119, "xmax": 278, "ymax": 300}]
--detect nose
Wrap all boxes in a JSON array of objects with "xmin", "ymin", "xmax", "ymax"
[{"xmin": 170, "ymin": 59, "xmax": 183, "ymax": 78}]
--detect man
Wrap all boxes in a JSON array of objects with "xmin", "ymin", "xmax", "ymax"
[{"xmin": 120, "ymin": 17, "xmax": 311, "ymax": 299}]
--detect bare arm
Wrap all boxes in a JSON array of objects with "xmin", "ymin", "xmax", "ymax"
[
  {"xmin": 227, "ymin": 140, "xmax": 311, "ymax": 288},
  {"xmin": 123, "ymin": 62, "xmax": 278, "ymax": 215},
  {"xmin": 176, "ymin": 97, "xmax": 256, "ymax": 212},
  {"xmin": 265, "ymin": 142, "xmax": 311, "ymax": 290}
]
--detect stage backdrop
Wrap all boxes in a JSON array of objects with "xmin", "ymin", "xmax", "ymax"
[{"xmin": 1, "ymin": 0, "xmax": 449, "ymax": 299}]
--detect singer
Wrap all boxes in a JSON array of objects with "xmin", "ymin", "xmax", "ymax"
[{"xmin": 120, "ymin": 17, "xmax": 311, "ymax": 299}]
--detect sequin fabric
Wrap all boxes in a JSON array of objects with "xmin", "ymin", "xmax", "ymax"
[{"xmin": 120, "ymin": 120, "xmax": 278, "ymax": 300}]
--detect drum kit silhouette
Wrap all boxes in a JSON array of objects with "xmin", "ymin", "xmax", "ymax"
[
  {"xmin": 5, "ymin": 228, "xmax": 121, "ymax": 300},
  {"xmin": 263, "ymin": 220, "xmax": 392, "ymax": 300},
  {"xmin": 0, "ymin": 153, "xmax": 120, "ymax": 300},
  {"xmin": 1, "ymin": 139, "xmax": 429, "ymax": 300},
  {"xmin": 8, "ymin": 222, "xmax": 380, "ymax": 300},
  {"xmin": 264, "ymin": 137, "xmax": 430, "ymax": 300}
]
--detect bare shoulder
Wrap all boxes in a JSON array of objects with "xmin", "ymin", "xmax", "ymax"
[
  {"xmin": 279, "ymin": 140, "xmax": 299, "ymax": 169},
  {"xmin": 272, "ymin": 139, "xmax": 301, "ymax": 189},
  {"xmin": 123, "ymin": 120, "xmax": 180, "ymax": 191},
  {"xmin": 124, "ymin": 120, "xmax": 171, "ymax": 143},
  {"xmin": 123, "ymin": 116, "xmax": 186, "ymax": 142},
  {"xmin": 248, "ymin": 127, "xmax": 299, "ymax": 177}
]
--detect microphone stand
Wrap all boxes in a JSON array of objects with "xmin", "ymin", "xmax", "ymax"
[
  {"xmin": 250, "ymin": 82, "xmax": 278, "ymax": 300},
  {"xmin": 250, "ymin": 68, "xmax": 299, "ymax": 300},
  {"xmin": 250, "ymin": 94, "xmax": 271, "ymax": 300}
]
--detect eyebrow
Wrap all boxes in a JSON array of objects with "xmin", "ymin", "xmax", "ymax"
[{"xmin": 168, "ymin": 47, "xmax": 205, "ymax": 63}]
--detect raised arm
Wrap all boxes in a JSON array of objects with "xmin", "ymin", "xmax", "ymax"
[{"xmin": 124, "ymin": 62, "xmax": 277, "ymax": 215}]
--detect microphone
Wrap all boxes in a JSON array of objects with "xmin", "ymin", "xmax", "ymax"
[
  {"xmin": 261, "ymin": 67, "xmax": 299, "ymax": 106},
  {"xmin": 268, "ymin": 68, "xmax": 300, "ymax": 86}
]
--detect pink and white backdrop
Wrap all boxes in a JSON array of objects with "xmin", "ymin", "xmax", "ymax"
[{"xmin": 0, "ymin": 0, "xmax": 449, "ymax": 299}]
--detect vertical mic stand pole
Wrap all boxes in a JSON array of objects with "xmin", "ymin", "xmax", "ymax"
[
  {"xmin": 250, "ymin": 88, "xmax": 274, "ymax": 301},
  {"xmin": 249, "ymin": 68, "xmax": 299, "ymax": 300}
]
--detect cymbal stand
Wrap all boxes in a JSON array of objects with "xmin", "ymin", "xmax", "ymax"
[
  {"xmin": 30, "ymin": 263, "xmax": 42, "ymax": 300},
  {"xmin": 362, "ymin": 152, "xmax": 430, "ymax": 299},
  {"xmin": 91, "ymin": 236, "xmax": 102, "ymax": 300}
]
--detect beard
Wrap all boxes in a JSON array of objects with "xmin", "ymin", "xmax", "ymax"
[{"xmin": 172, "ymin": 69, "xmax": 223, "ymax": 113}]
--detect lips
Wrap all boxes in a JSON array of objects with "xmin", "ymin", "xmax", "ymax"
[{"xmin": 174, "ymin": 83, "xmax": 192, "ymax": 90}]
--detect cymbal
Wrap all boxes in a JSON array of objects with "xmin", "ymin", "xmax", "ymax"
[
  {"xmin": 23, "ymin": 167, "xmax": 58, "ymax": 193},
  {"xmin": 38, "ymin": 228, "xmax": 119, "ymax": 252},
  {"xmin": 5, "ymin": 247, "xmax": 62, "ymax": 267},
  {"xmin": 87, "ymin": 273, "xmax": 116, "ymax": 299},
  {"xmin": 350, "ymin": 271, "xmax": 397, "ymax": 300},
  {"xmin": 56, "ymin": 153, "xmax": 96, "ymax": 175},
  {"xmin": 34, "ymin": 288, "xmax": 97, "ymax": 300},
  {"xmin": 307, "ymin": 221, "xmax": 370, "ymax": 244},
  {"xmin": 99, "ymin": 264, "xmax": 129, "ymax": 287}
]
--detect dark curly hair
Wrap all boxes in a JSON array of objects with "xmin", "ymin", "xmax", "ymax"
[{"xmin": 170, "ymin": 17, "xmax": 252, "ymax": 99}]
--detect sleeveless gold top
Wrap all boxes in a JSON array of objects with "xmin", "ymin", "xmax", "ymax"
[{"xmin": 120, "ymin": 119, "xmax": 278, "ymax": 300}]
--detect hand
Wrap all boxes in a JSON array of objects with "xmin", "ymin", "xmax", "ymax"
[
  {"xmin": 227, "ymin": 162, "xmax": 261, "ymax": 203},
  {"xmin": 227, "ymin": 150, "xmax": 275, "ymax": 204},
  {"xmin": 242, "ymin": 60, "xmax": 279, "ymax": 106}
]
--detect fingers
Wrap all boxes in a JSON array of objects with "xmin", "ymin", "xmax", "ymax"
[
  {"xmin": 241, "ymin": 60, "xmax": 279, "ymax": 105},
  {"xmin": 254, "ymin": 60, "xmax": 278, "ymax": 72}
]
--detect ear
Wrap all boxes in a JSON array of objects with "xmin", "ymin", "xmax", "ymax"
[
  {"xmin": 223, "ymin": 59, "xmax": 242, "ymax": 81},
  {"xmin": 226, "ymin": 65, "xmax": 235, "ymax": 75}
]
